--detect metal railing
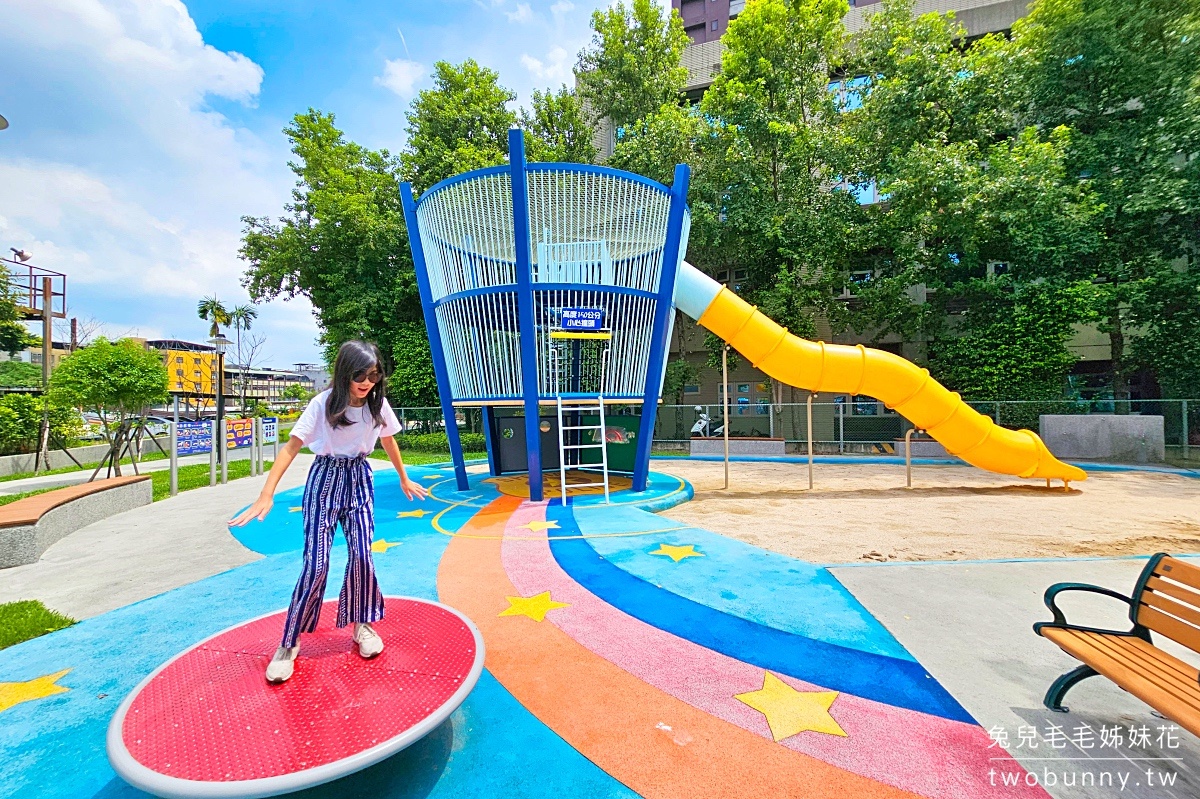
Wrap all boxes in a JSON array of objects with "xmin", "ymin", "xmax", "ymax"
[{"xmin": 382, "ymin": 399, "xmax": 1200, "ymax": 464}]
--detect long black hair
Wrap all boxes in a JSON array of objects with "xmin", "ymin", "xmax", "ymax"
[{"xmin": 326, "ymin": 340, "xmax": 387, "ymax": 429}]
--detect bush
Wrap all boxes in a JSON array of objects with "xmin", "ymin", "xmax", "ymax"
[
  {"xmin": 397, "ymin": 431, "xmax": 486, "ymax": 452},
  {"xmin": 0, "ymin": 360, "xmax": 42, "ymax": 388},
  {"xmin": 0, "ymin": 393, "xmax": 84, "ymax": 455}
]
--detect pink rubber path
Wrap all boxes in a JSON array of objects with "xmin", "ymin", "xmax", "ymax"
[{"xmin": 500, "ymin": 502, "xmax": 1046, "ymax": 799}]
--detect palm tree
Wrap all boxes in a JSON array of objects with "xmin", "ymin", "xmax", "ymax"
[
  {"xmin": 197, "ymin": 296, "xmax": 231, "ymax": 338},
  {"xmin": 230, "ymin": 304, "xmax": 258, "ymax": 408}
]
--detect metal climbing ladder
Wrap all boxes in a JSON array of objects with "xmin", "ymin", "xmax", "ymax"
[{"xmin": 549, "ymin": 328, "xmax": 612, "ymax": 504}]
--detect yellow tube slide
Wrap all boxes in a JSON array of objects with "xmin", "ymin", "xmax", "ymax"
[{"xmin": 695, "ymin": 286, "xmax": 1086, "ymax": 483}]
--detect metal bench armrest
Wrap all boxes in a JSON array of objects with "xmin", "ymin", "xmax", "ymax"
[{"xmin": 1036, "ymin": 583, "xmax": 1151, "ymax": 641}]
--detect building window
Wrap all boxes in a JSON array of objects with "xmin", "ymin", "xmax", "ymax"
[
  {"xmin": 711, "ymin": 20, "xmax": 718, "ymax": 31},
  {"xmin": 737, "ymin": 383, "xmax": 750, "ymax": 394},
  {"xmin": 175, "ymin": 355, "xmax": 183, "ymax": 363},
  {"xmin": 987, "ymin": 261, "xmax": 1010, "ymax": 278},
  {"xmin": 176, "ymin": 369, "xmax": 183, "ymax": 376},
  {"xmin": 853, "ymin": 395, "xmax": 879, "ymax": 416},
  {"xmin": 684, "ymin": 384, "xmax": 700, "ymax": 394}
]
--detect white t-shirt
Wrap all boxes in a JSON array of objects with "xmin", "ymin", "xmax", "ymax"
[{"xmin": 289, "ymin": 390, "xmax": 402, "ymax": 456}]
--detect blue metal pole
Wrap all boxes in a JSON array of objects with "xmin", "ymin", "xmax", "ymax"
[
  {"xmin": 631, "ymin": 163, "xmax": 691, "ymax": 491},
  {"xmin": 509, "ymin": 127, "xmax": 544, "ymax": 501},
  {"xmin": 401, "ymin": 182, "xmax": 470, "ymax": 491}
]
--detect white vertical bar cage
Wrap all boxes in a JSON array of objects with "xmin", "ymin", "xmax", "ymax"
[{"xmin": 412, "ymin": 163, "xmax": 687, "ymax": 404}]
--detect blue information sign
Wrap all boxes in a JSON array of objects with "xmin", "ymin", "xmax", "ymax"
[
  {"xmin": 176, "ymin": 420, "xmax": 213, "ymax": 456},
  {"xmin": 560, "ymin": 307, "xmax": 605, "ymax": 331}
]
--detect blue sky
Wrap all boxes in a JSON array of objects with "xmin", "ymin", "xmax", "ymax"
[{"xmin": 0, "ymin": 0, "xmax": 624, "ymax": 368}]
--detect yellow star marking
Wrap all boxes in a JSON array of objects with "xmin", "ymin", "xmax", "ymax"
[
  {"xmin": 520, "ymin": 520, "xmax": 560, "ymax": 533},
  {"xmin": 734, "ymin": 672, "xmax": 846, "ymax": 741},
  {"xmin": 397, "ymin": 509, "xmax": 429, "ymax": 518},
  {"xmin": 0, "ymin": 669, "xmax": 71, "ymax": 714},
  {"xmin": 498, "ymin": 591, "xmax": 570, "ymax": 622},
  {"xmin": 288, "ymin": 506, "xmax": 302, "ymax": 513},
  {"xmin": 371, "ymin": 539, "xmax": 401, "ymax": 554},
  {"xmin": 649, "ymin": 544, "xmax": 704, "ymax": 562}
]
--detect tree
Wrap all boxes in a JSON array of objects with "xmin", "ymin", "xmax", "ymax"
[
  {"xmin": 928, "ymin": 278, "xmax": 1095, "ymax": 399},
  {"xmin": 49, "ymin": 338, "xmax": 169, "ymax": 444},
  {"xmin": 197, "ymin": 296, "xmax": 231, "ymax": 338},
  {"xmin": 696, "ymin": 0, "xmax": 858, "ymax": 338},
  {"xmin": 1011, "ymin": 0, "xmax": 1200, "ymax": 402},
  {"xmin": 1129, "ymin": 269, "xmax": 1200, "ymax": 399},
  {"xmin": 229, "ymin": 304, "xmax": 259, "ymax": 407},
  {"xmin": 241, "ymin": 111, "xmax": 439, "ymax": 407},
  {"xmin": 400, "ymin": 60, "xmax": 516, "ymax": 194},
  {"xmin": 0, "ymin": 262, "xmax": 37, "ymax": 355},
  {"xmin": 833, "ymin": 0, "xmax": 1107, "ymax": 400},
  {"xmin": 279, "ymin": 383, "xmax": 312, "ymax": 404},
  {"xmin": 608, "ymin": 101, "xmax": 708, "ymax": 186},
  {"xmin": 521, "ymin": 86, "xmax": 597, "ymax": 164},
  {"xmin": 575, "ymin": 0, "xmax": 689, "ymax": 131}
]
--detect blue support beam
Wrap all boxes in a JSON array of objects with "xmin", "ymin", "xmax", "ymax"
[
  {"xmin": 631, "ymin": 163, "xmax": 691, "ymax": 492},
  {"xmin": 401, "ymin": 182, "xmax": 470, "ymax": 491},
  {"xmin": 509, "ymin": 128, "xmax": 544, "ymax": 501}
]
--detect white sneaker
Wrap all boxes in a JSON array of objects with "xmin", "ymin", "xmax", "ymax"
[
  {"xmin": 266, "ymin": 646, "xmax": 298, "ymax": 683},
  {"xmin": 353, "ymin": 623, "xmax": 383, "ymax": 658}
]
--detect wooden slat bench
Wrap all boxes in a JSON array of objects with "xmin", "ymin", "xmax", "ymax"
[
  {"xmin": 0, "ymin": 475, "xmax": 152, "ymax": 568},
  {"xmin": 1034, "ymin": 553, "xmax": 1200, "ymax": 737}
]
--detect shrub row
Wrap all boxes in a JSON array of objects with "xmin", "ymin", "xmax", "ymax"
[{"xmin": 397, "ymin": 431, "xmax": 486, "ymax": 453}]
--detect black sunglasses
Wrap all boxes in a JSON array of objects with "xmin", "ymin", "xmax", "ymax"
[{"xmin": 351, "ymin": 368, "xmax": 383, "ymax": 385}]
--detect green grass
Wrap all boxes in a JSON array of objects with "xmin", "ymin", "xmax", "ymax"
[
  {"xmin": 149, "ymin": 458, "xmax": 274, "ymax": 502},
  {"xmin": 0, "ymin": 486, "xmax": 63, "ymax": 507},
  {"xmin": 651, "ymin": 448, "xmax": 689, "ymax": 457},
  {"xmin": 0, "ymin": 599, "xmax": 76, "ymax": 650},
  {"xmin": 368, "ymin": 449, "xmax": 487, "ymax": 465}
]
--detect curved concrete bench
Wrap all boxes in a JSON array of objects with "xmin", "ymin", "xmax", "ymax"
[{"xmin": 0, "ymin": 476, "xmax": 152, "ymax": 569}]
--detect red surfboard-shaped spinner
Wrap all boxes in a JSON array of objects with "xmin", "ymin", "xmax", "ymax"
[{"xmin": 107, "ymin": 597, "xmax": 484, "ymax": 799}]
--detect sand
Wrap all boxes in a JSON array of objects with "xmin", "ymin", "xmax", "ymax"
[{"xmin": 654, "ymin": 459, "xmax": 1200, "ymax": 565}]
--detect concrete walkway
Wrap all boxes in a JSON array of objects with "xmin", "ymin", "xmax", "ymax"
[
  {"xmin": 833, "ymin": 558, "xmax": 1200, "ymax": 798},
  {"xmin": 0, "ymin": 454, "xmax": 315, "ymax": 619}
]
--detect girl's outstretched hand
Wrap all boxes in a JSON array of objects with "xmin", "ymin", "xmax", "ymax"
[
  {"xmin": 400, "ymin": 476, "xmax": 428, "ymax": 502},
  {"xmin": 230, "ymin": 495, "xmax": 273, "ymax": 527}
]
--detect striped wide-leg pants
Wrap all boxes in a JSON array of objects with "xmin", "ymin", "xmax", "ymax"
[{"xmin": 280, "ymin": 454, "xmax": 385, "ymax": 648}]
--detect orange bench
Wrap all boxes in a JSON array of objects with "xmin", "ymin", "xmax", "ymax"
[
  {"xmin": 1034, "ymin": 553, "xmax": 1200, "ymax": 737},
  {"xmin": 0, "ymin": 476, "xmax": 152, "ymax": 568}
]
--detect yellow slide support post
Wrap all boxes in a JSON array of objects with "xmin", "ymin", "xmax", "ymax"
[{"xmin": 673, "ymin": 262, "xmax": 1085, "ymax": 484}]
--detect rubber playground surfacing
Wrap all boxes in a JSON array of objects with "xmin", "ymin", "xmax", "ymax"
[{"xmin": 0, "ymin": 463, "xmax": 1144, "ymax": 799}]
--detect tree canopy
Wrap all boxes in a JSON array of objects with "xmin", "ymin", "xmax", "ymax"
[
  {"xmin": 240, "ymin": 0, "xmax": 1200, "ymax": 411},
  {"xmin": 49, "ymin": 338, "xmax": 169, "ymax": 436},
  {"xmin": 401, "ymin": 60, "xmax": 516, "ymax": 194},
  {"xmin": 575, "ymin": 0, "xmax": 689, "ymax": 130}
]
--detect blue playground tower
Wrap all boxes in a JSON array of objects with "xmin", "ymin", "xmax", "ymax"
[{"xmin": 401, "ymin": 129, "xmax": 690, "ymax": 502}]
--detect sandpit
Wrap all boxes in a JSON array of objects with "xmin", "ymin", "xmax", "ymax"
[{"xmin": 654, "ymin": 459, "xmax": 1200, "ymax": 564}]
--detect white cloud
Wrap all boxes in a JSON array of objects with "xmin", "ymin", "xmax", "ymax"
[
  {"xmin": 507, "ymin": 3, "xmax": 534, "ymax": 23},
  {"xmin": 520, "ymin": 45, "xmax": 572, "ymax": 84},
  {"xmin": 375, "ymin": 58, "xmax": 426, "ymax": 98},
  {"xmin": 551, "ymin": 1, "xmax": 575, "ymax": 19},
  {"xmin": 0, "ymin": 0, "xmax": 321, "ymax": 364}
]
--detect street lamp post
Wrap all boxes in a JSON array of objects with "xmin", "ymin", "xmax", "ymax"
[{"xmin": 210, "ymin": 334, "xmax": 230, "ymax": 463}]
